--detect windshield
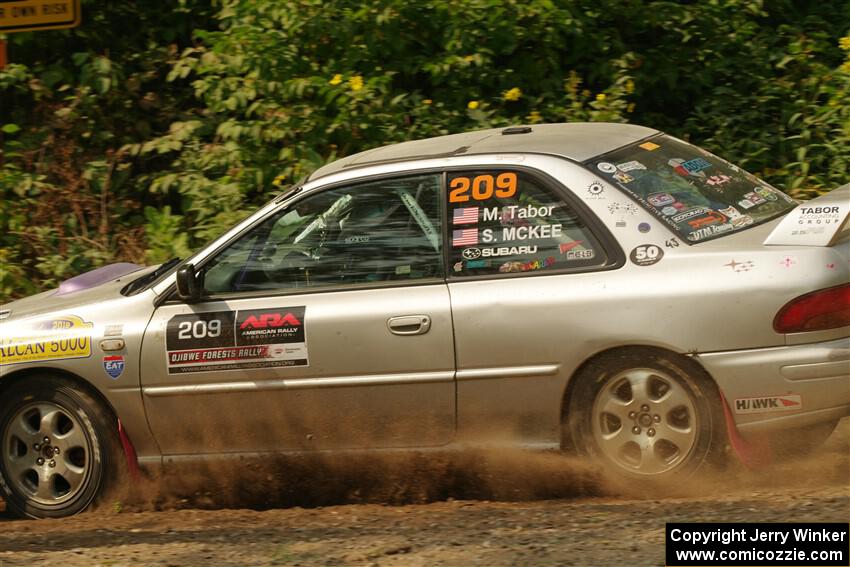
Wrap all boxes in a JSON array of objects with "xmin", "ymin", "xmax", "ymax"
[
  {"xmin": 121, "ymin": 258, "xmax": 182, "ymax": 296},
  {"xmin": 586, "ymin": 135, "xmax": 797, "ymax": 243},
  {"xmin": 120, "ymin": 188, "xmax": 303, "ymax": 296}
]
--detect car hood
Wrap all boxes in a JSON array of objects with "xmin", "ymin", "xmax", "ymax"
[{"xmin": 0, "ymin": 263, "xmax": 156, "ymax": 323}]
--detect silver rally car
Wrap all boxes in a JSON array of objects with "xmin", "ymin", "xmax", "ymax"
[{"xmin": 1, "ymin": 123, "xmax": 849, "ymax": 518}]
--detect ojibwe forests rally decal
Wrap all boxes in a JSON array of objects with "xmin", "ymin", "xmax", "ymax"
[
  {"xmin": 0, "ymin": 315, "xmax": 93, "ymax": 365},
  {"xmin": 165, "ymin": 306, "xmax": 308, "ymax": 374}
]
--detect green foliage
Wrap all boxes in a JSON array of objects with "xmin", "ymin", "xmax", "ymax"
[{"xmin": 1, "ymin": 0, "xmax": 848, "ymax": 299}]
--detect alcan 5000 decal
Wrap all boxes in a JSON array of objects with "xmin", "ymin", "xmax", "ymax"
[
  {"xmin": 0, "ymin": 315, "xmax": 93, "ymax": 365},
  {"xmin": 165, "ymin": 307, "xmax": 308, "ymax": 374}
]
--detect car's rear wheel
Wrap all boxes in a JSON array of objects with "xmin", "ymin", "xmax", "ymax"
[
  {"xmin": 567, "ymin": 351, "xmax": 724, "ymax": 484},
  {"xmin": 0, "ymin": 375, "xmax": 121, "ymax": 519}
]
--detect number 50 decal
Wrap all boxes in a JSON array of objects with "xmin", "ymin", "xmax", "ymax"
[
  {"xmin": 629, "ymin": 244, "xmax": 664, "ymax": 266},
  {"xmin": 449, "ymin": 172, "xmax": 518, "ymax": 203}
]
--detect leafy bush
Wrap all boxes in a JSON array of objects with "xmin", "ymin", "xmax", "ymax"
[{"xmin": 1, "ymin": 0, "xmax": 848, "ymax": 298}]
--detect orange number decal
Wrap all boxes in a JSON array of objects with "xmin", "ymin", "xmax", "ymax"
[
  {"xmin": 449, "ymin": 177, "xmax": 471, "ymax": 203},
  {"xmin": 450, "ymin": 172, "xmax": 517, "ymax": 202},
  {"xmin": 495, "ymin": 172, "xmax": 517, "ymax": 198},
  {"xmin": 471, "ymin": 175, "xmax": 494, "ymax": 200}
]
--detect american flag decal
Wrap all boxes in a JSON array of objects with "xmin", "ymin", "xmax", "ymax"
[
  {"xmin": 452, "ymin": 228, "xmax": 479, "ymax": 247},
  {"xmin": 452, "ymin": 206, "xmax": 479, "ymax": 225}
]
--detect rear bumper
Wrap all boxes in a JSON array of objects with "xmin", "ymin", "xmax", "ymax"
[{"xmin": 696, "ymin": 337, "xmax": 850, "ymax": 435}]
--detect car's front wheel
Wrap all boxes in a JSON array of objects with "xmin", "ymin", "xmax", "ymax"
[
  {"xmin": 0, "ymin": 375, "xmax": 121, "ymax": 519},
  {"xmin": 567, "ymin": 351, "xmax": 725, "ymax": 484}
]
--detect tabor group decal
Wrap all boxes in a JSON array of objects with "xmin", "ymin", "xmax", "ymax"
[
  {"xmin": 165, "ymin": 306, "xmax": 308, "ymax": 374},
  {"xmin": 764, "ymin": 197, "xmax": 848, "ymax": 246},
  {"xmin": 787, "ymin": 205, "xmax": 846, "ymax": 239},
  {"xmin": 0, "ymin": 315, "xmax": 93, "ymax": 365},
  {"xmin": 734, "ymin": 394, "xmax": 802, "ymax": 414}
]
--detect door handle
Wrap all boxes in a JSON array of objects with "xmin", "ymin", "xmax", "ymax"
[{"xmin": 387, "ymin": 315, "xmax": 431, "ymax": 335}]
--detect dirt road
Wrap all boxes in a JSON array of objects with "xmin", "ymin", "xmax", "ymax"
[{"xmin": 1, "ymin": 419, "xmax": 847, "ymax": 566}]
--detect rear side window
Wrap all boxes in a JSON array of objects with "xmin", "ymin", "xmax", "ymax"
[
  {"xmin": 587, "ymin": 135, "xmax": 796, "ymax": 243},
  {"xmin": 447, "ymin": 170, "xmax": 606, "ymax": 276}
]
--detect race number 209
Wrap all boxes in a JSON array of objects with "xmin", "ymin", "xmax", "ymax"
[{"xmin": 449, "ymin": 172, "xmax": 518, "ymax": 203}]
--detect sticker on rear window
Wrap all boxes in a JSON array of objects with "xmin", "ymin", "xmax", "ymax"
[{"xmin": 591, "ymin": 135, "xmax": 795, "ymax": 244}]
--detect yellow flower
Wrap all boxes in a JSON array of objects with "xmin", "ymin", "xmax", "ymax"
[
  {"xmin": 502, "ymin": 87, "xmax": 522, "ymax": 102},
  {"xmin": 527, "ymin": 110, "xmax": 542, "ymax": 123},
  {"xmin": 349, "ymin": 75, "xmax": 364, "ymax": 91},
  {"xmin": 423, "ymin": 99, "xmax": 433, "ymax": 105},
  {"xmin": 595, "ymin": 93, "xmax": 607, "ymax": 102},
  {"xmin": 272, "ymin": 174, "xmax": 286, "ymax": 187},
  {"xmin": 625, "ymin": 79, "xmax": 635, "ymax": 94},
  {"xmin": 840, "ymin": 36, "xmax": 850, "ymax": 51},
  {"xmin": 841, "ymin": 60, "xmax": 850, "ymax": 74},
  {"xmin": 627, "ymin": 103, "xmax": 636, "ymax": 113},
  {"xmin": 329, "ymin": 74, "xmax": 343, "ymax": 86},
  {"xmin": 467, "ymin": 100, "xmax": 480, "ymax": 110},
  {"xmin": 463, "ymin": 55, "xmax": 475, "ymax": 62}
]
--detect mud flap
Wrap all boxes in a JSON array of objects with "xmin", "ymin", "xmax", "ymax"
[
  {"xmin": 118, "ymin": 419, "xmax": 141, "ymax": 479},
  {"xmin": 720, "ymin": 393, "xmax": 772, "ymax": 469}
]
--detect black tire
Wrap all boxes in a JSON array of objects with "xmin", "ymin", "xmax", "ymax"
[
  {"xmin": 0, "ymin": 375, "xmax": 122, "ymax": 519},
  {"xmin": 567, "ymin": 350, "xmax": 725, "ymax": 485}
]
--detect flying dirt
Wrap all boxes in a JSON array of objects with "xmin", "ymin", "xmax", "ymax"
[{"xmin": 0, "ymin": 418, "xmax": 847, "ymax": 566}]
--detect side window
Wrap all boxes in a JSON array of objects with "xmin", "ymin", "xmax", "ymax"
[
  {"xmin": 202, "ymin": 174, "xmax": 443, "ymax": 294},
  {"xmin": 447, "ymin": 170, "xmax": 606, "ymax": 276}
]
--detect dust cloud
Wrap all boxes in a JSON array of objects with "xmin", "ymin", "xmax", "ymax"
[
  {"xmin": 103, "ymin": 418, "xmax": 848, "ymax": 514},
  {"xmin": 1, "ymin": 417, "xmax": 844, "ymax": 518}
]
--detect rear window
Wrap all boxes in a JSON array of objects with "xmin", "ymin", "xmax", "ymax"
[{"xmin": 587, "ymin": 135, "xmax": 796, "ymax": 243}]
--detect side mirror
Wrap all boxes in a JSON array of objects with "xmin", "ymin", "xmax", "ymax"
[{"xmin": 175, "ymin": 263, "xmax": 201, "ymax": 302}]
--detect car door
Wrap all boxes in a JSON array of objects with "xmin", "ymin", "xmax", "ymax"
[
  {"xmin": 443, "ymin": 166, "xmax": 622, "ymax": 443},
  {"xmin": 139, "ymin": 173, "xmax": 456, "ymax": 455}
]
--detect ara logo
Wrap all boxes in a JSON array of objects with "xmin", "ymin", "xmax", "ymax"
[
  {"xmin": 240, "ymin": 312, "xmax": 302, "ymax": 329},
  {"xmin": 734, "ymin": 395, "xmax": 802, "ymax": 414},
  {"xmin": 103, "ymin": 355, "xmax": 125, "ymax": 380}
]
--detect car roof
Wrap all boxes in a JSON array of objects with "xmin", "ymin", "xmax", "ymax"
[{"xmin": 308, "ymin": 122, "xmax": 659, "ymax": 181}]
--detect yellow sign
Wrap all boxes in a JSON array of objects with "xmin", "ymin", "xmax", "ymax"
[
  {"xmin": 0, "ymin": 314, "xmax": 92, "ymax": 365},
  {"xmin": 0, "ymin": 0, "xmax": 80, "ymax": 33}
]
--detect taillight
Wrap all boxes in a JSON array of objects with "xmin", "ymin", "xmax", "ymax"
[{"xmin": 773, "ymin": 283, "xmax": 850, "ymax": 333}]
